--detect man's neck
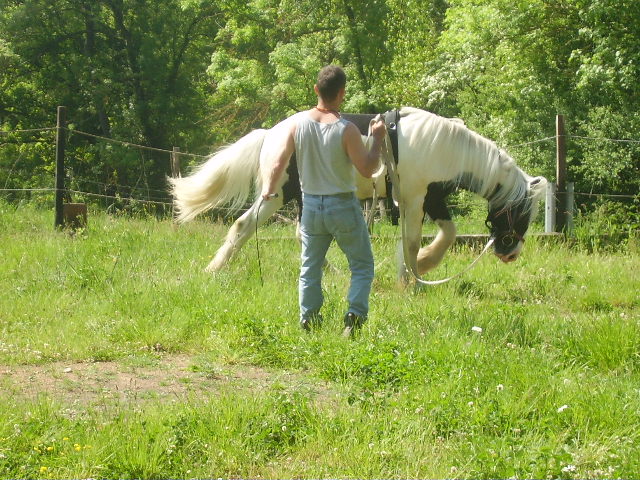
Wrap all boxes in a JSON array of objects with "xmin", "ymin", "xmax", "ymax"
[
  {"xmin": 314, "ymin": 105, "xmax": 340, "ymax": 116},
  {"xmin": 317, "ymin": 96, "xmax": 342, "ymax": 112}
]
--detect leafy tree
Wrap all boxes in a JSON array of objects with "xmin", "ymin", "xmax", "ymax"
[
  {"xmin": 206, "ymin": 0, "xmax": 394, "ymax": 139},
  {"xmin": 570, "ymin": 0, "xmax": 640, "ymax": 196},
  {"xmin": 374, "ymin": 0, "xmax": 447, "ymax": 109},
  {"xmin": 1, "ymin": 0, "xmax": 222, "ymax": 194},
  {"xmin": 1, "ymin": 0, "xmax": 637, "ymax": 208},
  {"xmin": 420, "ymin": 0, "xmax": 638, "ymax": 197}
]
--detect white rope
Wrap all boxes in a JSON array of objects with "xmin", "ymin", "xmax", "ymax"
[
  {"xmin": 574, "ymin": 192, "xmax": 637, "ymax": 199},
  {"xmin": 400, "ymin": 238, "xmax": 494, "ymax": 286},
  {"xmin": 67, "ymin": 189, "xmax": 172, "ymax": 206},
  {"xmin": 507, "ymin": 136, "xmax": 556, "ymax": 148},
  {"xmin": 76, "ymin": 177, "xmax": 170, "ymax": 195}
]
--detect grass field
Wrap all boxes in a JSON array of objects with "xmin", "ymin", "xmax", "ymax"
[{"xmin": 1, "ymin": 200, "xmax": 639, "ymax": 479}]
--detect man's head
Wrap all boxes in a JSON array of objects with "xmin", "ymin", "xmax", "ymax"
[{"xmin": 315, "ymin": 65, "xmax": 346, "ymax": 102}]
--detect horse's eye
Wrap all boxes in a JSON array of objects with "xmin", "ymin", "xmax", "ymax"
[{"xmin": 500, "ymin": 236, "xmax": 515, "ymax": 247}]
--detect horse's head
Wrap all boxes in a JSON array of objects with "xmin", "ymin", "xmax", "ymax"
[{"xmin": 485, "ymin": 176, "xmax": 547, "ymax": 263}]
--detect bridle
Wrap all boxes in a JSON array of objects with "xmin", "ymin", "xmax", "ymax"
[
  {"xmin": 482, "ymin": 150, "xmax": 527, "ymax": 250},
  {"xmin": 485, "ymin": 206, "xmax": 526, "ymax": 250}
]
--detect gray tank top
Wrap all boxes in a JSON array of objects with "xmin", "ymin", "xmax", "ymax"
[{"xmin": 293, "ymin": 112, "xmax": 355, "ymax": 195}]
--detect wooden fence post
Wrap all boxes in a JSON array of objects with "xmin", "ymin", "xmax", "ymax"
[
  {"xmin": 54, "ymin": 106, "xmax": 67, "ymax": 229},
  {"xmin": 171, "ymin": 147, "xmax": 181, "ymax": 178},
  {"xmin": 555, "ymin": 114, "xmax": 567, "ymax": 232}
]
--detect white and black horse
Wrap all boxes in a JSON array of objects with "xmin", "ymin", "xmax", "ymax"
[{"xmin": 169, "ymin": 107, "xmax": 546, "ymax": 281}]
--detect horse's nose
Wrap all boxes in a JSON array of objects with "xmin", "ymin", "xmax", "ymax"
[
  {"xmin": 504, "ymin": 254, "xmax": 518, "ymax": 263},
  {"xmin": 497, "ymin": 253, "xmax": 518, "ymax": 263}
]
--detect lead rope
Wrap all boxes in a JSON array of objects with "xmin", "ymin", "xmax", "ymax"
[{"xmin": 371, "ymin": 118, "xmax": 494, "ymax": 286}]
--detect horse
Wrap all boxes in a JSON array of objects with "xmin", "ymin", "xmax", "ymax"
[
  {"xmin": 356, "ymin": 163, "xmax": 388, "ymax": 226},
  {"xmin": 169, "ymin": 107, "xmax": 547, "ymax": 281}
]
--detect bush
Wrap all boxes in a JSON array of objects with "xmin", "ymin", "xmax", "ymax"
[{"xmin": 573, "ymin": 198, "xmax": 640, "ymax": 252}]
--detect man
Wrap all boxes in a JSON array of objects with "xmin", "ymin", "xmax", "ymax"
[{"xmin": 261, "ymin": 65, "xmax": 386, "ymax": 336}]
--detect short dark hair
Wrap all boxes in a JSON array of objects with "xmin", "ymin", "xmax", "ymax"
[{"xmin": 316, "ymin": 65, "xmax": 346, "ymax": 101}]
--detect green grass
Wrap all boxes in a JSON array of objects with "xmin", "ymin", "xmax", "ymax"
[{"xmin": 1, "ymin": 200, "xmax": 639, "ymax": 479}]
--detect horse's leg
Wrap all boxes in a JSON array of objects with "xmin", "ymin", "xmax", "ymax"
[
  {"xmin": 205, "ymin": 196, "xmax": 283, "ymax": 273},
  {"xmin": 415, "ymin": 181, "xmax": 457, "ymax": 275},
  {"xmin": 359, "ymin": 198, "xmax": 371, "ymax": 216},
  {"xmin": 377, "ymin": 197, "xmax": 387, "ymax": 220},
  {"xmin": 362, "ymin": 198, "xmax": 375, "ymax": 229},
  {"xmin": 396, "ymin": 199, "xmax": 425, "ymax": 284},
  {"xmin": 416, "ymin": 219, "xmax": 457, "ymax": 274}
]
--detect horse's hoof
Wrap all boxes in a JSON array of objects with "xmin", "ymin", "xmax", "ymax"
[
  {"xmin": 204, "ymin": 262, "xmax": 221, "ymax": 274},
  {"xmin": 397, "ymin": 265, "xmax": 410, "ymax": 285}
]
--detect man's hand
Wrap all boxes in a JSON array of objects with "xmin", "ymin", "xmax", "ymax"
[
  {"xmin": 261, "ymin": 192, "xmax": 279, "ymax": 201},
  {"xmin": 370, "ymin": 116, "xmax": 386, "ymax": 140}
]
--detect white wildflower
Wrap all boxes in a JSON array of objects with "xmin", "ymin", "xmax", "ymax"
[
  {"xmin": 471, "ymin": 326, "xmax": 483, "ymax": 333},
  {"xmin": 557, "ymin": 404, "xmax": 569, "ymax": 413}
]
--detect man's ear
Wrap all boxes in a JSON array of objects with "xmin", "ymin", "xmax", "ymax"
[{"xmin": 313, "ymin": 84, "xmax": 320, "ymax": 96}]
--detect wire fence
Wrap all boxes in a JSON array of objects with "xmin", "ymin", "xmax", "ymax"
[
  {"xmin": 67, "ymin": 128, "xmax": 208, "ymax": 159},
  {"xmin": 1, "ymin": 123, "xmax": 638, "ymax": 220}
]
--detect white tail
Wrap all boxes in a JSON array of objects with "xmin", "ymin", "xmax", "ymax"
[{"xmin": 168, "ymin": 129, "xmax": 268, "ymax": 223}]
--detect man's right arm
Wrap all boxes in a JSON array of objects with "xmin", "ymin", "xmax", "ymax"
[
  {"xmin": 343, "ymin": 120, "xmax": 386, "ymax": 178},
  {"xmin": 260, "ymin": 120, "xmax": 296, "ymax": 200}
]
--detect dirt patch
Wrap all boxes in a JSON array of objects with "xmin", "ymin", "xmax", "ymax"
[{"xmin": 0, "ymin": 355, "xmax": 338, "ymax": 406}]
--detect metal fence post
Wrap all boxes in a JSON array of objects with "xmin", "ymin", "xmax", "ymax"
[
  {"xmin": 566, "ymin": 182, "xmax": 574, "ymax": 235},
  {"xmin": 555, "ymin": 114, "xmax": 567, "ymax": 232},
  {"xmin": 545, "ymin": 182, "xmax": 556, "ymax": 233}
]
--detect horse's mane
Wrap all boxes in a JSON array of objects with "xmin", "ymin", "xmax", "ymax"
[{"xmin": 400, "ymin": 107, "xmax": 535, "ymax": 214}]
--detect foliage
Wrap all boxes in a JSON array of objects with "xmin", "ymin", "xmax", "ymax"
[
  {"xmin": 1, "ymin": 0, "xmax": 222, "ymax": 194},
  {"xmin": 0, "ymin": 0, "xmax": 638, "ymax": 222},
  {"xmin": 573, "ymin": 198, "xmax": 640, "ymax": 252},
  {"xmin": 0, "ymin": 202, "xmax": 639, "ymax": 478},
  {"xmin": 420, "ymin": 0, "xmax": 638, "ymax": 193}
]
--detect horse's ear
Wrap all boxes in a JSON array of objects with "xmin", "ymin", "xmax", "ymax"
[{"xmin": 528, "ymin": 176, "xmax": 547, "ymax": 196}]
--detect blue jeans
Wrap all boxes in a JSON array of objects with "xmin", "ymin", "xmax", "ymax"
[{"xmin": 299, "ymin": 192, "xmax": 374, "ymax": 323}]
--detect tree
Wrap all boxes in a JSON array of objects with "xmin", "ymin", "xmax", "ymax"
[
  {"xmin": 1, "ymin": 0, "xmax": 222, "ymax": 193},
  {"xmin": 419, "ymin": 0, "xmax": 639, "ymax": 196},
  {"xmin": 206, "ymin": 0, "xmax": 394, "ymax": 139},
  {"xmin": 2, "ymin": 0, "xmax": 637, "ymax": 204}
]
